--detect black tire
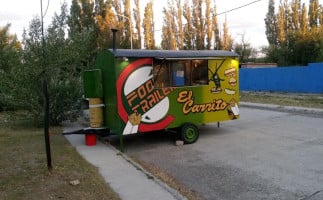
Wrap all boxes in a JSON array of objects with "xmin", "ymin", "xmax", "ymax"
[{"xmin": 180, "ymin": 123, "xmax": 199, "ymax": 144}]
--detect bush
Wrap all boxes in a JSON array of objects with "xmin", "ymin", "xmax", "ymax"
[{"xmin": 10, "ymin": 5, "xmax": 95, "ymax": 126}]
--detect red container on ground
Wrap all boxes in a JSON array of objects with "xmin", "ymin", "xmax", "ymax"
[{"xmin": 85, "ymin": 134, "xmax": 97, "ymax": 146}]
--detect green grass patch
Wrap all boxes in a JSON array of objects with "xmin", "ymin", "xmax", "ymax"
[
  {"xmin": 0, "ymin": 112, "xmax": 120, "ymax": 200},
  {"xmin": 240, "ymin": 92, "xmax": 323, "ymax": 109}
]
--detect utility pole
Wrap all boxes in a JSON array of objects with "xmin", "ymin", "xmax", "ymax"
[{"xmin": 40, "ymin": 0, "xmax": 52, "ymax": 171}]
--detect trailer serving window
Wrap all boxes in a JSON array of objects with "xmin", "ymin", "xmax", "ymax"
[{"xmin": 153, "ymin": 59, "xmax": 208, "ymax": 87}]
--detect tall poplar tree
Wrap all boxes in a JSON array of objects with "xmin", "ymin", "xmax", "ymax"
[
  {"xmin": 212, "ymin": 2, "xmax": 220, "ymax": 50},
  {"xmin": 183, "ymin": 0, "xmax": 194, "ymax": 49},
  {"xmin": 276, "ymin": 2, "xmax": 287, "ymax": 45},
  {"xmin": 176, "ymin": 0, "xmax": 184, "ymax": 49},
  {"xmin": 319, "ymin": 4, "xmax": 323, "ymax": 25},
  {"xmin": 265, "ymin": 0, "xmax": 278, "ymax": 45},
  {"xmin": 161, "ymin": 1, "xmax": 178, "ymax": 50},
  {"xmin": 111, "ymin": 0, "xmax": 123, "ymax": 46},
  {"xmin": 300, "ymin": 3, "xmax": 309, "ymax": 32},
  {"xmin": 220, "ymin": 16, "xmax": 233, "ymax": 51},
  {"xmin": 192, "ymin": 0, "xmax": 205, "ymax": 49},
  {"xmin": 121, "ymin": 0, "xmax": 132, "ymax": 48},
  {"xmin": 133, "ymin": 0, "xmax": 142, "ymax": 49},
  {"xmin": 309, "ymin": 0, "xmax": 320, "ymax": 28},
  {"xmin": 290, "ymin": 0, "xmax": 301, "ymax": 30},
  {"xmin": 96, "ymin": 0, "xmax": 116, "ymax": 49},
  {"xmin": 283, "ymin": 0, "xmax": 293, "ymax": 32},
  {"xmin": 162, "ymin": 0, "xmax": 221, "ymax": 50},
  {"xmin": 205, "ymin": 0, "xmax": 212, "ymax": 49},
  {"xmin": 79, "ymin": 0, "xmax": 95, "ymax": 30},
  {"xmin": 143, "ymin": 1, "xmax": 155, "ymax": 49}
]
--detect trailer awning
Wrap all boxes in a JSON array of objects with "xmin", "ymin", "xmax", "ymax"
[{"xmin": 108, "ymin": 49, "xmax": 239, "ymax": 59}]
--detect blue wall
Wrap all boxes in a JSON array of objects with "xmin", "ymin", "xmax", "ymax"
[{"xmin": 240, "ymin": 63, "xmax": 323, "ymax": 93}]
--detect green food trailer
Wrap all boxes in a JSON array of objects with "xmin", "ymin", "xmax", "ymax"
[{"xmin": 82, "ymin": 49, "xmax": 239, "ymax": 148}]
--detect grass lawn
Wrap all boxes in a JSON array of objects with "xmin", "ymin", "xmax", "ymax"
[
  {"xmin": 0, "ymin": 111, "xmax": 120, "ymax": 200},
  {"xmin": 240, "ymin": 92, "xmax": 323, "ymax": 109}
]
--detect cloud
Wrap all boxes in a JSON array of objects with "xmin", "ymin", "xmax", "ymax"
[
  {"xmin": 0, "ymin": 11, "xmax": 25, "ymax": 22},
  {"xmin": 0, "ymin": 12, "xmax": 35, "ymax": 38}
]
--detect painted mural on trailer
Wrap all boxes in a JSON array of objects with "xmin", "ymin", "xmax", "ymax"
[{"xmin": 116, "ymin": 58, "xmax": 239, "ymax": 135}]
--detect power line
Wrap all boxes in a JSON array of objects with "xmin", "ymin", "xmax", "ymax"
[
  {"xmin": 216, "ymin": 0, "xmax": 262, "ymax": 16},
  {"xmin": 154, "ymin": 0, "xmax": 262, "ymax": 32},
  {"xmin": 42, "ymin": 0, "xmax": 50, "ymax": 18}
]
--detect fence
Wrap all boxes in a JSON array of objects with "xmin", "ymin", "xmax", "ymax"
[{"xmin": 239, "ymin": 62, "xmax": 323, "ymax": 93}]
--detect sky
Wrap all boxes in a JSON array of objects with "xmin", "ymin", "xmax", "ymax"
[{"xmin": 0, "ymin": 0, "xmax": 317, "ymax": 48}]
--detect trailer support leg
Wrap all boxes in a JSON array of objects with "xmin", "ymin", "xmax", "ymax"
[
  {"xmin": 119, "ymin": 135, "xmax": 124, "ymax": 153},
  {"xmin": 217, "ymin": 122, "xmax": 220, "ymax": 128}
]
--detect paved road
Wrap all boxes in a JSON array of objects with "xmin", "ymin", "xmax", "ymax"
[{"xmin": 118, "ymin": 107, "xmax": 323, "ymax": 200}]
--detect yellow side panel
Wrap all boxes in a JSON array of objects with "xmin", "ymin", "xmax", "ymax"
[{"xmin": 202, "ymin": 58, "xmax": 240, "ymax": 122}]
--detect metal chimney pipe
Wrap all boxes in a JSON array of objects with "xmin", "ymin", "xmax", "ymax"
[{"xmin": 111, "ymin": 28, "xmax": 118, "ymax": 51}]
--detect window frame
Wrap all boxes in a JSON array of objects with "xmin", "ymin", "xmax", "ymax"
[{"xmin": 152, "ymin": 59, "xmax": 209, "ymax": 88}]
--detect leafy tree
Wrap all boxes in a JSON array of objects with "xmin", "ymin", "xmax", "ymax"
[
  {"xmin": 120, "ymin": 0, "xmax": 132, "ymax": 48},
  {"xmin": 0, "ymin": 24, "xmax": 21, "ymax": 72},
  {"xmin": 161, "ymin": 0, "xmax": 176, "ymax": 50},
  {"xmin": 0, "ymin": 24, "xmax": 21, "ymax": 111},
  {"xmin": 110, "ymin": 0, "xmax": 133, "ymax": 49},
  {"xmin": 290, "ymin": 0, "xmax": 301, "ymax": 31},
  {"xmin": 69, "ymin": 0, "xmax": 82, "ymax": 33},
  {"xmin": 95, "ymin": 0, "xmax": 116, "ymax": 49},
  {"xmin": 183, "ymin": 0, "xmax": 194, "ymax": 49},
  {"xmin": 95, "ymin": 0, "xmax": 106, "ymax": 17},
  {"xmin": 46, "ymin": 5, "xmax": 85, "ymax": 125},
  {"xmin": 143, "ymin": 1, "xmax": 155, "ymax": 49},
  {"xmin": 264, "ymin": 0, "xmax": 323, "ymax": 65},
  {"xmin": 212, "ymin": 3, "xmax": 220, "ymax": 50},
  {"xmin": 192, "ymin": 0, "xmax": 205, "ymax": 49},
  {"xmin": 68, "ymin": 0, "xmax": 97, "ymax": 64},
  {"xmin": 220, "ymin": 17, "xmax": 233, "ymax": 51},
  {"xmin": 11, "ymin": 3, "xmax": 92, "ymax": 125},
  {"xmin": 94, "ymin": 0, "xmax": 115, "ymax": 49},
  {"xmin": 292, "ymin": 27, "xmax": 323, "ymax": 65},
  {"xmin": 276, "ymin": 2, "xmax": 287, "ymax": 46},
  {"xmin": 300, "ymin": 2, "xmax": 309, "ymax": 33},
  {"xmin": 176, "ymin": 0, "xmax": 184, "ymax": 49},
  {"xmin": 320, "ymin": 4, "xmax": 323, "ymax": 25},
  {"xmin": 205, "ymin": 0, "xmax": 212, "ymax": 49},
  {"xmin": 265, "ymin": 0, "xmax": 278, "ymax": 45},
  {"xmin": 161, "ymin": 0, "xmax": 180, "ymax": 50},
  {"xmin": 309, "ymin": 0, "xmax": 320, "ymax": 28},
  {"xmin": 162, "ymin": 0, "xmax": 223, "ymax": 50},
  {"xmin": 234, "ymin": 32, "xmax": 257, "ymax": 63},
  {"xmin": 161, "ymin": 0, "xmax": 187, "ymax": 50},
  {"xmin": 133, "ymin": 0, "xmax": 142, "ymax": 49},
  {"xmin": 12, "ymin": 17, "xmax": 45, "ymax": 123}
]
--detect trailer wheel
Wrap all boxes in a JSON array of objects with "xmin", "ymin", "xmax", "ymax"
[{"xmin": 180, "ymin": 123, "xmax": 199, "ymax": 144}]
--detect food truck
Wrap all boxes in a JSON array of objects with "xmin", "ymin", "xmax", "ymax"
[{"xmin": 83, "ymin": 49, "xmax": 239, "ymax": 147}]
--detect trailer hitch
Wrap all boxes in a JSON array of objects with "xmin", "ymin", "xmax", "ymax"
[{"xmin": 62, "ymin": 127, "xmax": 110, "ymax": 136}]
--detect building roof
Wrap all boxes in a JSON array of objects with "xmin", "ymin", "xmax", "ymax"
[
  {"xmin": 108, "ymin": 49, "xmax": 239, "ymax": 59},
  {"xmin": 240, "ymin": 63, "xmax": 277, "ymax": 68}
]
